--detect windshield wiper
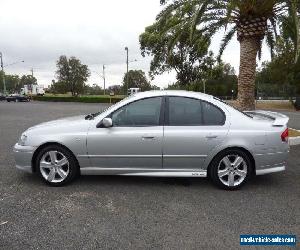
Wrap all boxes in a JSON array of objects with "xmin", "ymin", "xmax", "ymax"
[
  {"xmin": 85, "ymin": 114, "xmax": 94, "ymax": 120},
  {"xmin": 85, "ymin": 111, "xmax": 102, "ymax": 120}
]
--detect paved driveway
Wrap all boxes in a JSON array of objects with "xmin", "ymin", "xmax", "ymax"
[
  {"xmin": 277, "ymin": 110, "xmax": 300, "ymax": 130},
  {"xmin": 0, "ymin": 101, "xmax": 299, "ymax": 249}
]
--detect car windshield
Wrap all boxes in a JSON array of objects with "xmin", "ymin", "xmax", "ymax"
[{"xmin": 84, "ymin": 95, "xmax": 134, "ymax": 120}]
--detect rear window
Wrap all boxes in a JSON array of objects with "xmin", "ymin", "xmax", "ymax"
[
  {"xmin": 167, "ymin": 96, "xmax": 225, "ymax": 126},
  {"xmin": 214, "ymin": 97, "xmax": 252, "ymax": 118},
  {"xmin": 169, "ymin": 97, "xmax": 202, "ymax": 126},
  {"xmin": 202, "ymin": 101, "xmax": 225, "ymax": 125}
]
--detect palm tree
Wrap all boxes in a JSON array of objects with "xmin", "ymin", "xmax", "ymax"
[
  {"xmin": 159, "ymin": 0, "xmax": 294, "ymax": 110},
  {"xmin": 281, "ymin": 1, "xmax": 300, "ymax": 64}
]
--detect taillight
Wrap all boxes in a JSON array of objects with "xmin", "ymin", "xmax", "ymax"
[{"xmin": 281, "ymin": 128, "xmax": 289, "ymax": 142}]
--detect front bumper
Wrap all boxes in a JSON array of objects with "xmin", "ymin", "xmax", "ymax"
[{"xmin": 13, "ymin": 143, "xmax": 36, "ymax": 173}]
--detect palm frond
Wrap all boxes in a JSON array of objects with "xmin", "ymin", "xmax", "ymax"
[
  {"xmin": 265, "ymin": 27, "xmax": 275, "ymax": 59},
  {"xmin": 190, "ymin": 0, "xmax": 210, "ymax": 39},
  {"xmin": 218, "ymin": 26, "xmax": 236, "ymax": 62}
]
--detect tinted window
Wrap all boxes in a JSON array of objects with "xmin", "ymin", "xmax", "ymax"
[
  {"xmin": 111, "ymin": 97, "xmax": 162, "ymax": 126},
  {"xmin": 202, "ymin": 101, "xmax": 225, "ymax": 125},
  {"xmin": 168, "ymin": 97, "xmax": 202, "ymax": 126}
]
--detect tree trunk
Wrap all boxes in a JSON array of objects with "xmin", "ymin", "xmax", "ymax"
[{"xmin": 237, "ymin": 38, "xmax": 260, "ymax": 110}]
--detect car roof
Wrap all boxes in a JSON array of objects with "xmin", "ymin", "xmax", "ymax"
[{"xmin": 132, "ymin": 90, "xmax": 214, "ymax": 102}]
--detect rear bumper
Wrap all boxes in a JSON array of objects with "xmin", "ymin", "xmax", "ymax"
[
  {"xmin": 13, "ymin": 143, "xmax": 36, "ymax": 173},
  {"xmin": 256, "ymin": 165, "xmax": 285, "ymax": 175},
  {"xmin": 254, "ymin": 150, "xmax": 288, "ymax": 175}
]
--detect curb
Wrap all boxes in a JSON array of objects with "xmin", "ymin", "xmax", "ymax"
[
  {"xmin": 289, "ymin": 136, "xmax": 300, "ymax": 146},
  {"xmin": 289, "ymin": 128, "xmax": 300, "ymax": 146}
]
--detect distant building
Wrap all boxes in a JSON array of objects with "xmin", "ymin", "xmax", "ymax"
[
  {"xmin": 128, "ymin": 88, "xmax": 140, "ymax": 95},
  {"xmin": 21, "ymin": 85, "xmax": 45, "ymax": 96}
]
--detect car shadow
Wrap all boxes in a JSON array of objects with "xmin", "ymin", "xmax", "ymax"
[
  {"xmin": 17, "ymin": 171, "xmax": 284, "ymax": 191},
  {"xmin": 76, "ymin": 175, "xmax": 211, "ymax": 188}
]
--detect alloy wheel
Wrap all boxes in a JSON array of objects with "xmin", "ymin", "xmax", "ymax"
[
  {"xmin": 217, "ymin": 154, "xmax": 247, "ymax": 187},
  {"xmin": 39, "ymin": 150, "xmax": 70, "ymax": 183}
]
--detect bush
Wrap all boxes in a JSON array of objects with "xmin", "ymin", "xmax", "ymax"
[{"xmin": 32, "ymin": 95, "xmax": 124, "ymax": 104}]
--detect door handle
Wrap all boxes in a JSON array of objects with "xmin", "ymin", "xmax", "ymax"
[
  {"xmin": 205, "ymin": 135, "xmax": 218, "ymax": 139},
  {"xmin": 142, "ymin": 136, "xmax": 155, "ymax": 140}
]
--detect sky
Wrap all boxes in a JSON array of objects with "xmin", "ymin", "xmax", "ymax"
[{"xmin": 0, "ymin": 0, "xmax": 271, "ymax": 89}]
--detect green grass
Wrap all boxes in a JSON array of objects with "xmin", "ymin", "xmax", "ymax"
[
  {"xmin": 44, "ymin": 93, "xmax": 125, "ymax": 98},
  {"xmin": 32, "ymin": 95, "xmax": 124, "ymax": 104}
]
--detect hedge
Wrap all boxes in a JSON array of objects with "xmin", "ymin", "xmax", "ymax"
[{"xmin": 32, "ymin": 95, "xmax": 124, "ymax": 104}]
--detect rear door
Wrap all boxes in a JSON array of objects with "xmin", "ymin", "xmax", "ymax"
[{"xmin": 163, "ymin": 96, "xmax": 229, "ymax": 169}]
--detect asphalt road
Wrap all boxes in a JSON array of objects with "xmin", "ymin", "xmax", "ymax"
[{"xmin": 0, "ymin": 101, "xmax": 299, "ymax": 250}]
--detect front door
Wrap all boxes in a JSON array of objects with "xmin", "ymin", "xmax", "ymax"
[
  {"xmin": 163, "ymin": 96, "xmax": 229, "ymax": 169},
  {"xmin": 87, "ymin": 97, "xmax": 164, "ymax": 169}
]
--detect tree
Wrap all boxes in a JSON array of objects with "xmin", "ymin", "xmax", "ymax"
[
  {"xmin": 140, "ymin": 7, "xmax": 209, "ymax": 85},
  {"xmin": 56, "ymin": 55, "xmax": 90, "ymax": 96},
  {"xmin": 0, "ymin": 73, "xmax": 20, "ymax": 93},
  {"xmin": 255, "ymin": 2, "xmax": 300, "ymax": 97},
  {"xmin": 281, "ymin": 1, "xmax": 300, "ymax": 64},
  {"xmin": 19, "ymin": 75, "xmax": 37, "ymax": 90},
  {"xmin": 159, "ymin": 0, "xmax": 296, "ymax": 110},
  {"xmin": 256, "ymin": 40, "xmax": 300, "ymax": 96},
  {"xmin": 108, "ymin": 85, "xmax": 123, "ymax": 95},
  {"xmin": 122, "ymin": 70, "xmax": 152, "ymax": 91},
  {"xmin": 84, "ymin": 84, "xmax": 104, "ymax": 95},
  {"xmin": 49, "ymin": 80, "xmax": 68, "ymax": 94},
  {"xmin": 0, "ymin": 73, "xmax": 38, "ymax": 94},
  {"xmin": 167, "ymin": 60, "xmax": 238, "ymax": 97}
]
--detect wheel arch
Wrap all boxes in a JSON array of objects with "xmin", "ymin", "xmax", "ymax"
[
  {"xmin": 31, "ymin": 142, "xmax": 79, "ymax": 172},
  {"xmin": 207, "ymin": 146, "xmax": 256, "ymax": 177}
]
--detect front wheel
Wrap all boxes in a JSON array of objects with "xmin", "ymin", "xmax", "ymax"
[
  {"xmin": 36, "ymin": 145, "xmax": 79, "ymax": 186},
  {"xmin": 208, "ymin": 149, "xmax": 252, "ymax": 190}
]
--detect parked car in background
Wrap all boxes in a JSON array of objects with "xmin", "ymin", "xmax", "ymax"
[
  {"xmin": 6, "ymin": 94, "xmax": 30, "ymax": 102},
  {"xmin": 0, "ymin": 93, "xmax": 6, "ymax": 101},
  {"xmin": 14, "ymin": 90, "xmax": 289, "ymax": 190}
]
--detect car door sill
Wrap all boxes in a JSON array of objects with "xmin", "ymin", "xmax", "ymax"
[{"xmin": 80, "ymin": 167, "xmax": 207, "ymax": 177}]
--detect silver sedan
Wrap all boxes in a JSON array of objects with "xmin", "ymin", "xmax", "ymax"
[{"xmin": 13, "ymin": 91, "xmax": 289, "ymax": 190}]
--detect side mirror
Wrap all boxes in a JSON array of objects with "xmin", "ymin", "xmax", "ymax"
[{"xmin": 101, "ymin": 117, "xmax": 113, "ymax": 128}]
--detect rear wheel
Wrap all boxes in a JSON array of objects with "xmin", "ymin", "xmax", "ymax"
[
  {"xmin": 209, "ymin": 149, "xmax": 252, "ymax": 190},
  {"xmin": 36, "ymin": 145, "xmax": 79, "ymax": 186}
]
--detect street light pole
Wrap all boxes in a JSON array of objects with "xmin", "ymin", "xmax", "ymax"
[
  {"xmin": 103, "ymin": 64, "xmax": 106, "ymax": 95},
  {"xmin": 0, "ymin": 52, "xmax": 6, "ymax": 95},
  {"xmin": 125, "ymin": 47, "xmax": 129, "ymax": 95}
]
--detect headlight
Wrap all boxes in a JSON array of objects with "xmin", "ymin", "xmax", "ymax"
[{"xmin": 18, "ymin": 134, "xmax": 28, "ymax": 146}]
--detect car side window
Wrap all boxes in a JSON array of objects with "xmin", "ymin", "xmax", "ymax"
[
  {"xmin": 202, "ymin": 101, "xmax": 225, "ymax": 125},
  {"xmin": 111, "ymin": 97, "xmax": 162, "ymax": 127},
  {"xmin": 168, "ymin": 97, "xmax": 202, "ymax": 126}
]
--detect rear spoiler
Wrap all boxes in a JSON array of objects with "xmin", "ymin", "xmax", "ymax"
[{"xmin": 244, "ymin": 110, "xmax": 289, "ymax": 127}]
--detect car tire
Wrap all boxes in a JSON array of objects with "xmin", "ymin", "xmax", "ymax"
[
  {"xmin": 208, "ymin": 149, "xmax": 252, "ymax": 190},
  {"xmin": 35, "ymin": 145, "xmax": 79, "ymax": 186}
]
